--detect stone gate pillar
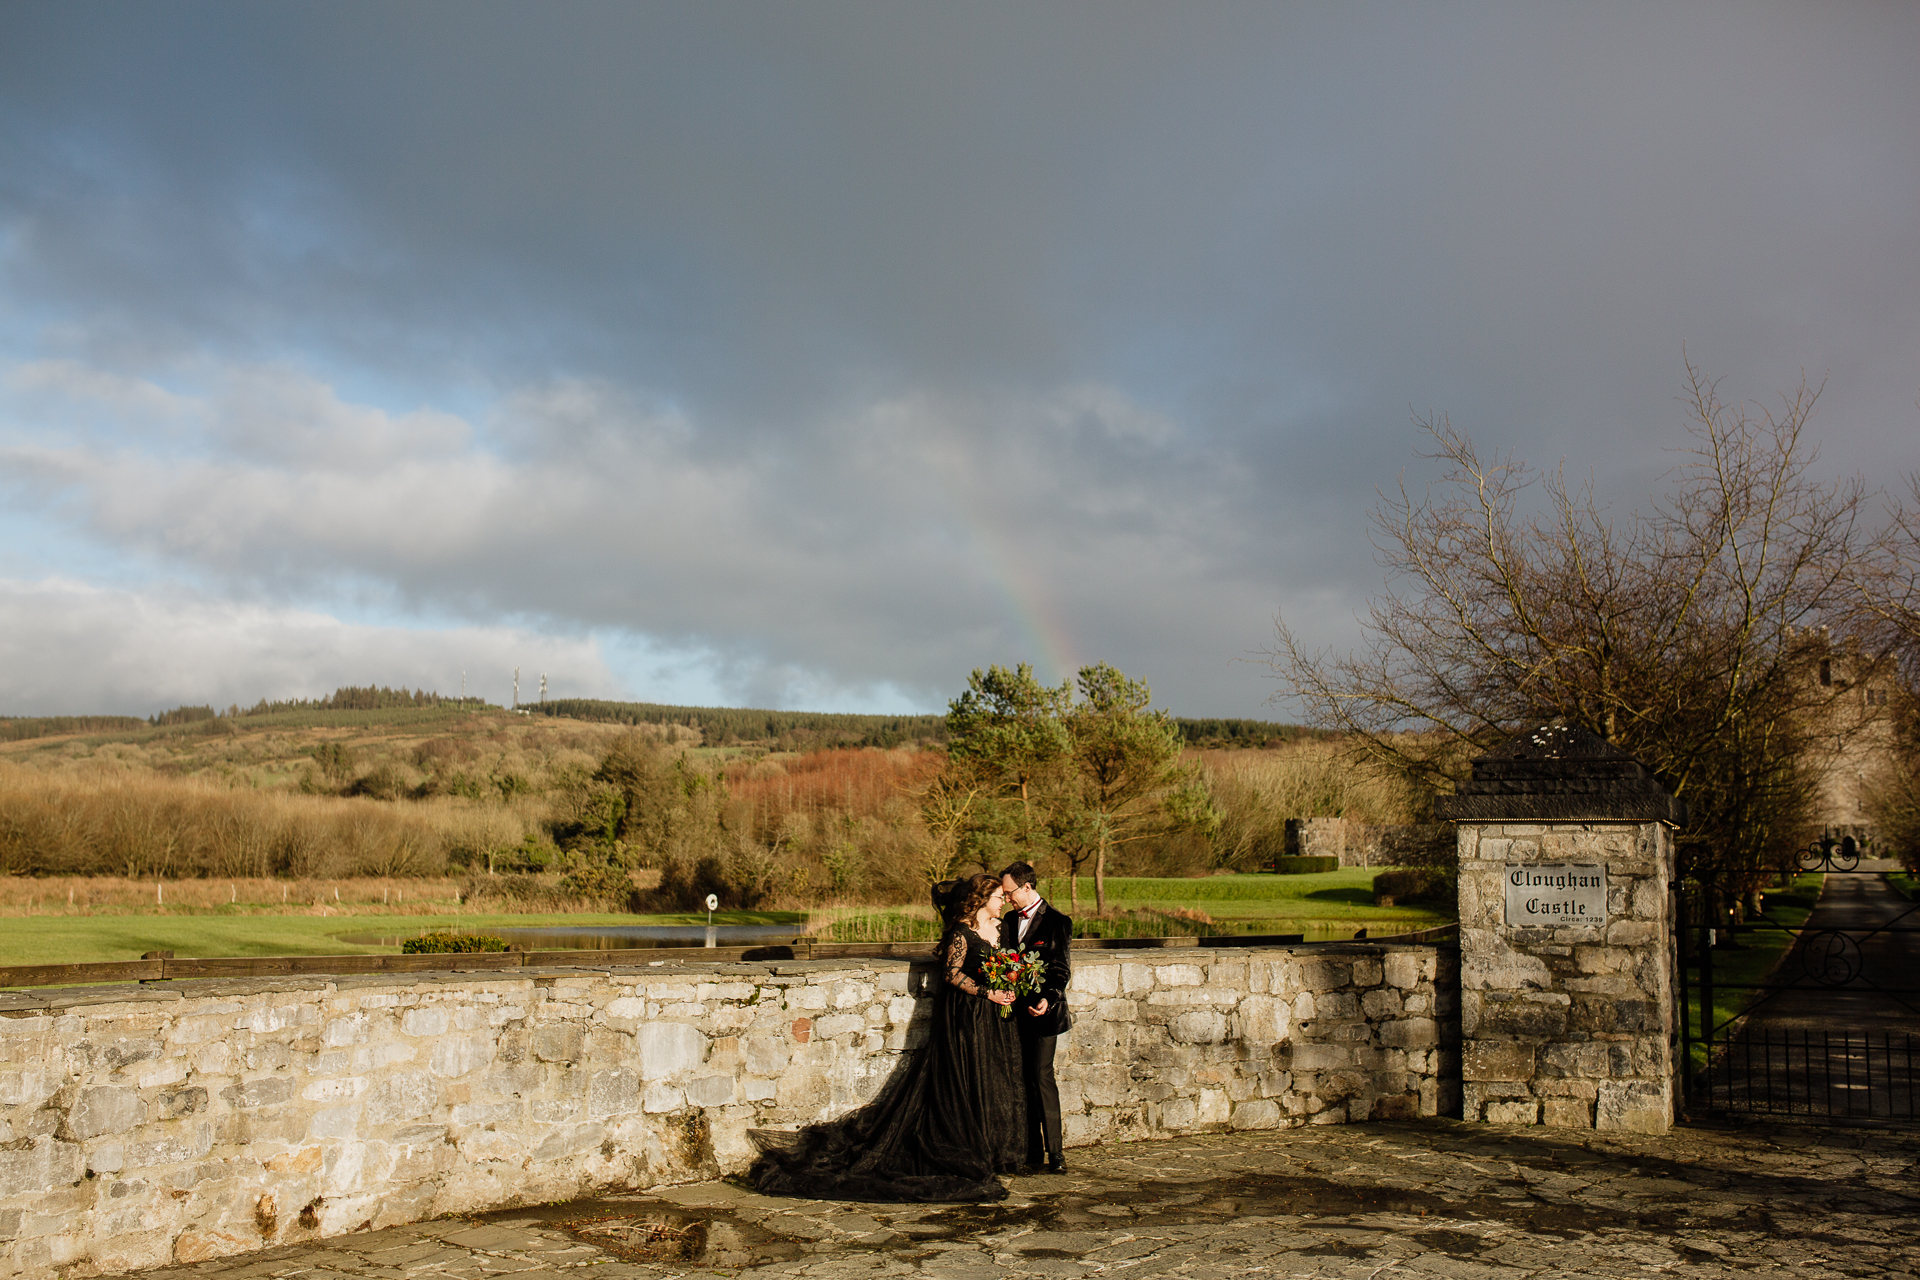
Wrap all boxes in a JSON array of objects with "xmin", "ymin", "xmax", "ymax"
[{"xmin": 1434, "ymin": 723, "xmax": 1686, "ymax": 1133}]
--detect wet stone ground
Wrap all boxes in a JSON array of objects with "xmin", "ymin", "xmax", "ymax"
[{"xmin": 125, "ymin": 1120, "xmax": 1920, "ymax": 1280}]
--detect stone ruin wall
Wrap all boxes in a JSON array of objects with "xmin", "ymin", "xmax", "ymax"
[
  {"xmin": 0, "ymin": 943, "xmax": 1457, "ymax": 1277},
  {"xmin": 1285, "ymin": 818, "xmax": 1454, "ymax": 869}
]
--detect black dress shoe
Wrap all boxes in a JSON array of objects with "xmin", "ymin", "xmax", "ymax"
[{"xmin": 1045, "ymin": 1156, "xmax": 1066, "ymax": 1174}]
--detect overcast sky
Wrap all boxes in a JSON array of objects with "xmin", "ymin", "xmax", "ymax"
[{"xmin": 2, "ymin": 2, "xmax": 1916, "ymax": 719}]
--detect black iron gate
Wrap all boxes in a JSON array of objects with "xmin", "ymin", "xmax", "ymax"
[{"xmin": 1678, "ymin": 838, "xmax": 1920, "ymax": 1125}]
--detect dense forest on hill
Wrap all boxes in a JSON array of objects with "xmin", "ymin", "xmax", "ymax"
[
  {"xmin": 0, "ymin": 715, "xmax": 149, "ymax": 744},
  {"xmin": 527, "ymin": 698, "xmax": 948, "ymax": 748},
  {"xmin": 237, "ymin": 686, "xmax": 489, "ymax": 716},
  {"xmin": 526, "ymin": 697, "xmax": 1317, "ymax": 751},
  {"xmin": 1173, "ymin": 718, "xmax": 1330, "ymax": 749},
  {"xmin": 4, "ymin": 685, "xmax": 1319, "ymax": 756},
  {"xmin": 5, "ymin": 690, "xmax": 494, "ymax": 743}
]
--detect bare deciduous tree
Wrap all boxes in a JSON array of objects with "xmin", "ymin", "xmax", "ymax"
[
  {"xmin": 1852, "ymin": 473, "xmax": 1920, "ymax": 678},
  {"xmin": 1266, "ymin": 360, "xmax": 1874, "ymax": 874},
  {"xmin": 1852, "ymin": 473, "xmax": 1920, "ymax": 867}
]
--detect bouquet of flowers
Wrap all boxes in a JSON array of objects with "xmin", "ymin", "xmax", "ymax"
[{"xmin": 979, "ymin": 946, "xmax": 1048, "ymax": 1019}]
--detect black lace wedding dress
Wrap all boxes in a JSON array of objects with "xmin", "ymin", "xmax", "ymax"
[{"xmin": 749, "ymin": 926, "xmax": 1028, "ymax": 1202}]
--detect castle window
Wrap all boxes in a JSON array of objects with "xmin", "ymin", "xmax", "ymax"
[{"xmin": 1819, "ymin": 659, "xmax": 1832, "ymax": 687}]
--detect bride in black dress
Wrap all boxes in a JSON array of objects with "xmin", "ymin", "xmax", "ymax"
[{"xmin": 749, "ymin": 872, "xmax": 1028, "ymax": 1202}]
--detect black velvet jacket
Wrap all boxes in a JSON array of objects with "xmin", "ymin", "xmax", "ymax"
[{"xmin": 1001, "ymin": 899, "xmax": 1073, "ymax": 1036}]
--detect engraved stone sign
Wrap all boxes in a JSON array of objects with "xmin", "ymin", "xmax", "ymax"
[{"xmin": 1503, "ymin": 864, "xmax": 1607, "ymax": 927}]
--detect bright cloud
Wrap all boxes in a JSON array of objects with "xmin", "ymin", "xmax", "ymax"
[
  {"xmin": 0, "ymin": 578, "xmax": 620, "ymax": 716},
  {"xmin": 2, "ymin": 6, "xmax": 1916, "ymax": 717},
  {"xmin": 1, "ymin": 361, "xmax": 1268, "ymax": 709}
]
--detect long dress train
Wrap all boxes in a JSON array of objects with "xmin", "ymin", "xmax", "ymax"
[{"xmin": 749, "ymin": 926, "xmax": 1027, "ymax": 1202}]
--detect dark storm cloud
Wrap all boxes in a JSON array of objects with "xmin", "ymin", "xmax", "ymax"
[{"xmin": 1, "ymin": 2, "xmax": 1917, "ymax": 715}]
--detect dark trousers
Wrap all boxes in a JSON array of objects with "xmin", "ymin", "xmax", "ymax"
[{"xmin": 1019, "ymin": 1032, "xmax": 1062, "ymax": 1162}]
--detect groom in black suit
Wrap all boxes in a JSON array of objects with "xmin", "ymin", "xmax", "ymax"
[{"xmin": 1000, "ymin": 860, "xmax": 1071, "ymax": 1173}]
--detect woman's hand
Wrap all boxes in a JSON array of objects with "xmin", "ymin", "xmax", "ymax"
[{"xmin": 987, "ymin": 989, "xmax": 1016, "ymax": 1005}]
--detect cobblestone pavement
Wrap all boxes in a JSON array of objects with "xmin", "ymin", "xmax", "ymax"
[{"xmin": 123, "ymin": 1120, "xmax": 1920, "ymax": 1280}]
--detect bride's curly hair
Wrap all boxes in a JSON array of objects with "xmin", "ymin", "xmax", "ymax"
[{"xmin": 943, "ymin": 872, "xmax": 1001, "ymax": 927}]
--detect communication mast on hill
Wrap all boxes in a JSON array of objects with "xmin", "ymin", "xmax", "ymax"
[
  {"xmin": 539, "ymin": 673, "xmax": 548, "ymax": 702},
  {"xmin": 513, "ymin": 667, "xmax": 520, "ymax": 709}
]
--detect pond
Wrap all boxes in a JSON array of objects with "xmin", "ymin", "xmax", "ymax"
[
  {"xmin": 336, "ymin": 925, "xmax": 806, "ymax": 950},
  {"xmin": 337, "ymin": 920, "xmax": 1441, "ymax": 951},
  {"xmin": 1216, "ymin": 921, "xmax": 1436, "ymax": 942}
]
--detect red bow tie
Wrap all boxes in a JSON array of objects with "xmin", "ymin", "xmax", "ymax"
[{"xmin": 1018, "ymin": 906, "xmax": 1035, "ymax": 919}]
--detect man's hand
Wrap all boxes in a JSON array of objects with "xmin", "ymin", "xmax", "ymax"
[{"xmin": 1027, "ymin": 998, "xmax": 1049, "ymax": 1016}]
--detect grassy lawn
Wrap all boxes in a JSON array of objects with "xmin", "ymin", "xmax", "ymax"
[
  {"xmin": 1887, "ymin": 871, "xmax": 1917, "ymax": 901},
  {"xmin": 0, "ymin": 871, "xmax": 1454, "ymax": 966},
  {"xmin": 0, "ymin": 869, "xmax": 1461, "ymax": 968},
  {"xmin": 1039, "ymin": 870, "xmax": 1453, "ymax": 939},
  {"xmin": 0, "ymin": 910, "xmax": 806, "ymax": 969},
  {"xmin": 1680, "ymin": 872, "xmax": 1823, "ymax": 1070}
]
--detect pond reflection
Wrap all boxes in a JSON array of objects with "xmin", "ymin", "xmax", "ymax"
[
  {"xmin": 336, "ymin": 925, "xmax": 807, "ymax": 950},
  {"xmin": 336, "ymin": 920, "xmax": 1441, "ymax": 951}
]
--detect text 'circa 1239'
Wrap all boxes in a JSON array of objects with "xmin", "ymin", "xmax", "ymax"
[{"xmin": 1502, "ymin": 864, "xmax": 1607, "ymax": 927}]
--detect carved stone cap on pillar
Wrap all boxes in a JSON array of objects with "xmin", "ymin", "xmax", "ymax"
[{"xmin": 1432, "ymin": 721, "xmax": 1687, "ymax": 825}]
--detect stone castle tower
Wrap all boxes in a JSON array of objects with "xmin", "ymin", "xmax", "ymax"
[{"xmin": 1791, "ymin": 626, "xmax": 1899, "ymax": 839}]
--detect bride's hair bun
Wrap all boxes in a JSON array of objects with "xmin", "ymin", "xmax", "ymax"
[{"xmin": 942, "ymin": 873, "xmax": 1001, "ymax": 925}]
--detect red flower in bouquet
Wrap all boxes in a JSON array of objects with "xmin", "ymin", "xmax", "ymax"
[{"xmin": 979, "ymin": 946, "xmax": 1048, "ymax": 1019}]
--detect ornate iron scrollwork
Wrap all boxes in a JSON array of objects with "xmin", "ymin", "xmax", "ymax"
[
  {"xmin": 1799, "ymin": 929, "xmax": 1863, "ymax": 986},
  {"xmin": 1799, "ymin": 835, "xmax": 1860, "ymax": 872}
]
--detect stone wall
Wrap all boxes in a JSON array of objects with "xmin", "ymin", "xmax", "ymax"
[
  {"xmin": 1454, "ymin": 821, "xmax": 1675, "ymax": 1132},
  {"xmin": 1283, "ymin": 818, "xmax": 1453, "ymax": 869},
  {"xmin": 0, "ymin": 943, "xmax": 1455, "ymax": 1276},
  {"xmin": 1284, "ymin": 816, "xmax": 1349, "ymax": 864}
]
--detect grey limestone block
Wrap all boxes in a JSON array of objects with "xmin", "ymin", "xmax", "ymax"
[
  {"xmin": 0, "ymin": 941, "xmax": 1458, "ymax": 1278},
  {"xmin": 1453, "ymin": 811, "xmax": 1677, "ymax": 1135}
]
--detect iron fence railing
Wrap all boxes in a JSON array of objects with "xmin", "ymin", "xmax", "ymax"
[{"xmin": 1703, "ymin": 1028, "xmax": 1918, "ymax": 1123}]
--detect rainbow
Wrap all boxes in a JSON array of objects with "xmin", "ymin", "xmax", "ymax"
[
  {"xmin": 955, "ymin": 506, "xmax": 1079, "ymax": 688},
  {"xmin": 915, "ymin": 404, "xmax": 1081, "ymax": 685},
  {"xmin": 997, "ymin": 555, "xmax": 1077, "ymax": 686}
]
